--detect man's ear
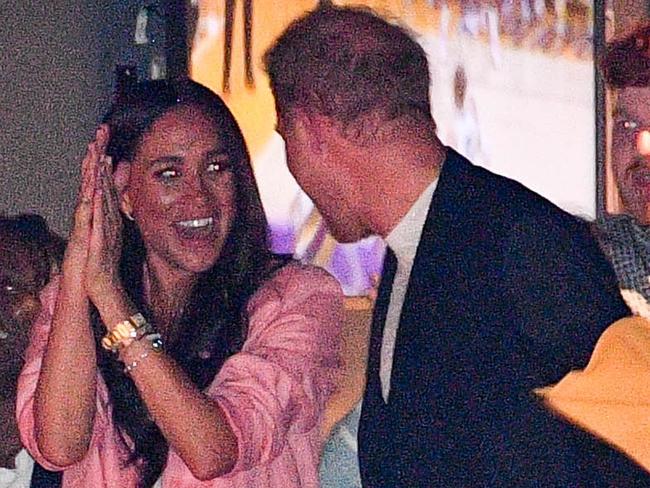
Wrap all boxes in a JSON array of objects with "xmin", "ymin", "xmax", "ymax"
[
  {"xmin": 294, "ymin": 108, "xmax": 339, "ymax": 154},
  {"xmin": 113, "ymin": 161, "xmax": 134, "ymax": 218}
]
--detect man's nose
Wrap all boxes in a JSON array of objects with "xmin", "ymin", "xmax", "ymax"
[{"xmin": 637, "ymin": 129, "xmax": 650, "ymax": 156}]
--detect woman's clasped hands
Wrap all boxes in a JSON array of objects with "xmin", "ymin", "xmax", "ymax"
[{"xmin": 66, "ymin": 124, "xmax": 125, "ymax": 314}]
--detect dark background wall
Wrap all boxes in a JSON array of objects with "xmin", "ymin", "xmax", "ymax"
[{"xmin": 0, "ymin": 0, "xmax": 152, "ymax": 235}]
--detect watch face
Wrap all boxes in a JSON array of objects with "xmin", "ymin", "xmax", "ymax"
[
  {"xmin": 131, "ymin": 313, "xmax": 147, "ymax": 328},
  {"xmin": 150, "ymin": 336, "xmax": 164, "ymax": 353}
]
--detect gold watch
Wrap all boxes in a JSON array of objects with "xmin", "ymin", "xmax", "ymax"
[{"xmin": 101, "ymin": 313, "xmax": 152, "ymax": 353}]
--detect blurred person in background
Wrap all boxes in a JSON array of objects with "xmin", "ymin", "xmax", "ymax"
[
  {"xmin": 0, "ymin": 214, "xmax": 64, "ymax": 488},
  {"xmin": 597, "ymin": 23, "xmax": 650, "ymax": 315}
]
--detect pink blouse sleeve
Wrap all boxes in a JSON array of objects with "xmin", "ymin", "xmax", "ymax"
[
  {"xmin": 206, "ymin": 263, "xmax": 343, "ymax": 474},
  {"xmin": 15, "ymin": 276, "xmax": 113, "ymax": 471}
]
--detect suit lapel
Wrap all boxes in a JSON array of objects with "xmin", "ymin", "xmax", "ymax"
[{"xmin": 387, "ymin": 149, "xmax": 476, "ymax": 403}]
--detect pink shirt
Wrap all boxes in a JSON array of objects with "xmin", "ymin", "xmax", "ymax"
[{"xmin": 17, "ymin": 263, "xmax": 343, "ymax": 487}]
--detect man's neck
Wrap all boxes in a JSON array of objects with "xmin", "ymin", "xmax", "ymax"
[{"xmin": 361, "ymin": 138, "xmax": 445, "ymax": 238}]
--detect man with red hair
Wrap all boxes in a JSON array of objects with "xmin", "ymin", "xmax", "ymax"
[{"xmin": 597, "ymin": 25, "xmax": 650, "ymax": 315}]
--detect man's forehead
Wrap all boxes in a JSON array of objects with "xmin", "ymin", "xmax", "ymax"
[
  {"xmin": 606, "ymin": 24, "xmax": 650, "ymax": 88},
  {"xmin": 616, "ymin": 87, "xmax": 650, "ymax": 111}
]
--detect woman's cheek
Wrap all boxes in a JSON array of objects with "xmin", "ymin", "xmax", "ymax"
[{"xmin": 160, "ymin": 192, "xmax": 176, "ymax": 207}]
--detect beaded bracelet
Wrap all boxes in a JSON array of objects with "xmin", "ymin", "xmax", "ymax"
[
  {"xmin": 123, "ymin": 350, "xmax": 151, "ymax": 374},
  {"xmin": 122, "ymin": 333, "xmax": 164, "ymax": 374}
]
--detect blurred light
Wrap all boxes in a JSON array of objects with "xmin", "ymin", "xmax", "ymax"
[{"xmin": 637, "ymin": 130, "xmax": 650, "ymax": 156}]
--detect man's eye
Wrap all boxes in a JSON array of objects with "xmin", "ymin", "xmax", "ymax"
[
  {"xmin": 618, "ymin": 119, "xmax": 639, "ymax": 131},
  {"xmin": 156, "ymin": 168, "xmax": 180, "ymax": 180},
  {"xmin": 625, "ymin": 120, "xmax": 638, "ymax": 130}
]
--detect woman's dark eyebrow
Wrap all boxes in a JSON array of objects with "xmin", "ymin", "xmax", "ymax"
[
  {"xmin": 148, "ymin": 147, "xmax": 227, "ymax": 167},
  {"xmin": 148, "ymin": 155, "xmax": 184, "ymax": 166},
  {"xmin": 205, "ymin": 147, "xmax": 229, "ymax": 157}
]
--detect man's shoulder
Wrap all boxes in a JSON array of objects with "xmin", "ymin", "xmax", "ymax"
[
  {"xmin": 595, "ymin": 214, "xmax": 639, "ymax": 240},
  {"xmin": 442, "ymin": 150, "xmax": 584, "ymax": 230}
]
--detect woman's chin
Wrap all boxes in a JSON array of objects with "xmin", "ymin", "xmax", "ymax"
[{"xmin": 174, "ymin": 250, "xmax": 222, "ymax": 275}]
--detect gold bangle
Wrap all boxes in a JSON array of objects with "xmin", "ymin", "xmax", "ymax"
[{"xmin": 101, "ymin": 313, "xmax": 151, "ymax": 353}]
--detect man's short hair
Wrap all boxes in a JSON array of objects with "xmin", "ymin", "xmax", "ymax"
[
  {"xmin": 264, "ymin": 5, "xmax": 432, "ymax": 125},
  {"xmin": 604, "ymin": 24, "xmax": 650, "ymax": 88}
]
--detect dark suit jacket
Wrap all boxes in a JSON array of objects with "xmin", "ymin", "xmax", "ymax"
[
  {"xmin": 29, "ymin": 463, "xmax": 61, "ymax": 488},
  {"xmin": 358, "ymin": 149, "xmax": 648, "ymax": 486}
]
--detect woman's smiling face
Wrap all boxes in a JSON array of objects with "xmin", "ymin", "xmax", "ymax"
[{"xmin": 122, "ymin": 104, "xmax": 237, "ymax": 280}]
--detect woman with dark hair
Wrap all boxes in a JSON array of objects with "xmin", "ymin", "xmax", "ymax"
[
  {"xmin": 0, "ymin": 214, "xmax": 64, "ymax": 487},
  {"xmin": 17, "ymin": 80, "xmax": 342, "ymax": 487}
]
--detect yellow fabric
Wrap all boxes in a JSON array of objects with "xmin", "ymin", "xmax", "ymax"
[
  {"xmin": 321, "ymin": 296, "xmax": 373, "ymax": 441},
  {"xmin": 536, "ymin": 316, "xmax": 650, "ymax": 471}
]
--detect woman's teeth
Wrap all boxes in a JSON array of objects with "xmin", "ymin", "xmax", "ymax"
[{"xmin": 177, "ymin": 217, "xmax": 213, "ymax": 228}]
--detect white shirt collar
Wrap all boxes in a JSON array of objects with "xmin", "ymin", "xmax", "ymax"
[
  {"xmin": 385, "ymin": 177, "xmax": 438, "ymax": 264},
  {"xmin": 0, "ymin": 449, "xmax": 33, "ymax": 487}
]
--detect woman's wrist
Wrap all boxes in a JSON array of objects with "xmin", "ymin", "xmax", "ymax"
[
  {"xmin": 95, "ymin": 286, "xmax": 136, "ymax": 332},
  {"xmin": 118, "ymin": 333, "xmax": 164, "ymax": 373},
  {"xmin": 118, "ymin": 336, "xmax": 148, "ymax": 361}
]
